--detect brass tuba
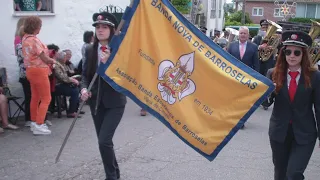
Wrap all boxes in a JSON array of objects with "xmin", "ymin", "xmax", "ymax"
[
  {"xmin": 308, "ymin": 20, "xmax": 320, "ymax": 66},
  {"xmin": 259, "ymin": 20, "xmax": 282, "ymax": 62}
]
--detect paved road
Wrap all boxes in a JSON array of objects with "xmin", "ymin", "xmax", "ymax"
[{"xmin": 1, "ymin": 100, "xmax": 319, "ymax": 180}]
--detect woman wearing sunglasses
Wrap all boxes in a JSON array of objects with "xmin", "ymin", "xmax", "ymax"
[
  {"xmin": 264, "ymin": 30, "xmax": 320, "ymax": 180},
  {"xmin": 80, "ymin": 12, "xmax": 126, "ymax": 180}
]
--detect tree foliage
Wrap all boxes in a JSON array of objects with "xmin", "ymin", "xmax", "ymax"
[
  {"xmin": 171, "ymin": 0, "xmax": 191, "ymax": 14},
  {"xmin": 224, "ymin": 3, "xmax": 235, "ymax": 14},
  {"xmin": 226, "ymin": 10, "xmax": 253, "ymax": 24},
  {"xmin": 224, "ymin": 11, "xmax": 258, "ymax": 37}
]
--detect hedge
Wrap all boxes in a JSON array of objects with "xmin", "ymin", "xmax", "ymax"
[
  {"xmin": 288, "ymin": 18, "xmax": 320, "ymax": 23},
  {"xmin": 225, "ymin": 20, "xmax": 259, "ymax": 27}
]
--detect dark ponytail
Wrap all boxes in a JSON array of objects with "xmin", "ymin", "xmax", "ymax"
[{"xmin": 87, "ymin": 35, "xmax": 99, "ymax": 81}]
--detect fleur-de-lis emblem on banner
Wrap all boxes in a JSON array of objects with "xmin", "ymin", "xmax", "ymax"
[{"xmin": 157, "ymin": 52, "xmax": 196, "ymax": 105}]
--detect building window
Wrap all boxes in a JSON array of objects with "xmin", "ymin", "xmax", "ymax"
[
  {"xmin": 210, "ymin": 0, "xmax": 216, "ymax": 18},
  {"xmin": 306, "ymin": 4, "xmax": 317, "ymax": 18},
  {"xmin": 13, "ymin": 0, "xmax": 54, "ymax": 16},
  {"xmin": 296, "ymin": 4, "xmax": 319, "ymax": 19},
  {"xmin": 296, "ymin": 4, "xmax": 306, "ymax": 17},
  {"xmin": 274, "ymin": 8, "xmax": 284, "ymax": 17},
  {"xmin": 252, "ymin": 7, "xmax": 263, "ymax": 16}
]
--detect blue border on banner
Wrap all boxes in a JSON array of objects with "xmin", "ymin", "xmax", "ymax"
[{"xmin": 97, "ymin": 0, "xmax": 275, "ymax": 161}]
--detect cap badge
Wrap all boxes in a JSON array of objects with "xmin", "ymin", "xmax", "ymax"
[
  {"xmin": 97, "ymin": 15, "xmax": 104, "ymax": 20},
  {"xmin": 291, "ymin": 34, "xmax": 298, "ymax": 40}
]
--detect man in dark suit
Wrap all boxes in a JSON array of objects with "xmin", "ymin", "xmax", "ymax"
[
  {"xmin": 227, "ymin": 26, "xmax": 260, "ymax": 71},
  {"xmin": 227, "ymin": 26, "xmax": 259, "ymax": 129}
]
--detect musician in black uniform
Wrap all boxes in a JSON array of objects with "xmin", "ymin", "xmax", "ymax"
[
  {"xmin": 253, "ymin": 19, "xmax": 277, "ymax": 110},
  {"xmin": 80, "ymin": 12, "xmax": 126, "ymax": 180},
  {"xmin": 200, "ymin": 26, "xmax": 207, "ymax": 34},
  {"xmin": 263, "ymin": 30, "xmax": 320, "ymax": 180},
  {"xmin": 253, "ymin": 19, "xmax": 276, "ymax": 76},
  {"xmin": 274, "ymin": 29, "xmax": 283, "ymax": 61}
]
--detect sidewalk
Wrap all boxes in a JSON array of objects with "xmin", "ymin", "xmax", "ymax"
[{"xmin": 0, "ymin": 100, "xmax": 319, "ymax": 180}]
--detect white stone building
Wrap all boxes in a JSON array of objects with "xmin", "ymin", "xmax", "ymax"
[
  {"xmin": 191, "ymin": 0, "xmax": 226, "ymax": 37},
  {"xmin": 206, "ymin": 0, "xmax": 226, "ymax": 36},
  {"xmin": 0, "ymin": 0, "xmax": 129, "ymax": 98},
  {"xmin": 0, "ymin": 0, "xmax": 225, "ymax": 113}
]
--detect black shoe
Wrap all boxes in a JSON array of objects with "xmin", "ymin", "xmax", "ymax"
[
  {"xmin": 241, "ymin": 124, "xmax": 245, "ymax": 129},
  {"xmin": 140, "ymin": 109, "xmax": 147, "ymax": 116},
  {"xmin": 80, "ymin": 111, "xmax": 85, "ymax": 114},
  {"xmin": 105, "ymin": 172, "xmax": 120, "ymax": 180},
  {"xmin": 263, "ymin": 106, "xmax": 268, "ymax": 110},
  {"xmin": 116, "ymin": 169, "xmax": 120, "ymax": 179},
  {"xmin": 48, "ymin": 107, "xmax": 56, "ymax": 114}
]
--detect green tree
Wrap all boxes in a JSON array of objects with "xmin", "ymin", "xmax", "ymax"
[
  {"xmin": 171, "ymin": 0, "xmax": 191, "ymax": 14},
  {"xmin": 228, "ymin": 11, "xmax": 252, "ymax": 24},
  {"xmin": 224, "ymin": 3, "xmax": 235, "ymax": 14}
]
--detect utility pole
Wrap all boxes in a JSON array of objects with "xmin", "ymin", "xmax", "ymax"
[{"xmin": 241, "ymin": 0, "xmax": 246, "ymax": 25}]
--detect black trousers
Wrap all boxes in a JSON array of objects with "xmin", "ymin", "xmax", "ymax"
[
  {"xmin": 19, "ymin": 78, "xmax": 31, "ymax": 122},
  {"xmin": 90, "ymin": 103, "xmax": 125, "ymax": 180},
  {"xmin": 259, "ymin": 59, "xmax": 275, "ymax": 76},
  {"xmin": 270, "ymin": 125, "xmax": 316, "ymax": 180}
]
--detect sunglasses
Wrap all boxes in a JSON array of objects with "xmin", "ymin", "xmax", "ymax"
[{"xmin": 284, "ymin": 49, "xmax": 302, "ymax": 56}]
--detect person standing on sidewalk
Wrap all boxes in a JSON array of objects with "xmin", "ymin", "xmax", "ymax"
[
  {"xmin": 264, "ymin": 30, "xmax": 320, "ymax": 180},
  {"xmin": 80, "ymin": 12, "xmax": 126, "ymax": 180},
  {"xmin": 22, "ymin": 16, "xmax": 58, "ymax": 135},
  {"xmin": 15, "ymin": 20, "xmax": 32, "ymax": 127}
]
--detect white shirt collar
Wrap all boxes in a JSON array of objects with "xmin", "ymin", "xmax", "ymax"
[{"xmin": 288, "ymin": 67, "xmax": 301, "ymax": 74}]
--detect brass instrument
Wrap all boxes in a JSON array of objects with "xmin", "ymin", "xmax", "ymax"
[
  {"xmin": 308, "ymin": 20, "xmax": 320, "ymax": 66},
  {"xmin": 259, "ymin": 20, "xmax": 282, "ymax": 62},
  {"xmin": 312, "ymin": 51, "xmax": 320, "ymax": 67}
]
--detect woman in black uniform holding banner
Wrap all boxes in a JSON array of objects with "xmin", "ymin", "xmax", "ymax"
[
  {"xmin": 80, "ymin": 12, "xmax": 126, "ymax": 180},
  {"xmin": 264, "ymin": 30, "xmax": 320, "ymax": 180}
]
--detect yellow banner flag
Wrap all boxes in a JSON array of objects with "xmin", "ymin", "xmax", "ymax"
[{"xmin": 98, "ymin": 0, "xmax": 274, "ymax": 161}]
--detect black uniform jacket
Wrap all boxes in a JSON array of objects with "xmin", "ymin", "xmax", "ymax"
[
  {"xmin": 81, "ymin": 45, "xmax": 127, "ymax": 110},
  {"xmin": 263, "ymin": 68, "xmax": 320, "ymax": 145}
]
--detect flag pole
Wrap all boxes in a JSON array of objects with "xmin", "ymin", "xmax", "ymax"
[{"xmin": 55, "ymin": 0, "xmax": 134, "ymax": 164}]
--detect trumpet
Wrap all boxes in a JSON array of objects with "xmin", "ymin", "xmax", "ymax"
[
  {"xmin": 308, "ymin": 20, "xmax": 320, "ymax": 66},
  {"xmin": 259, "ymin": 20, "xmax": 282, "ymax": 62}
]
